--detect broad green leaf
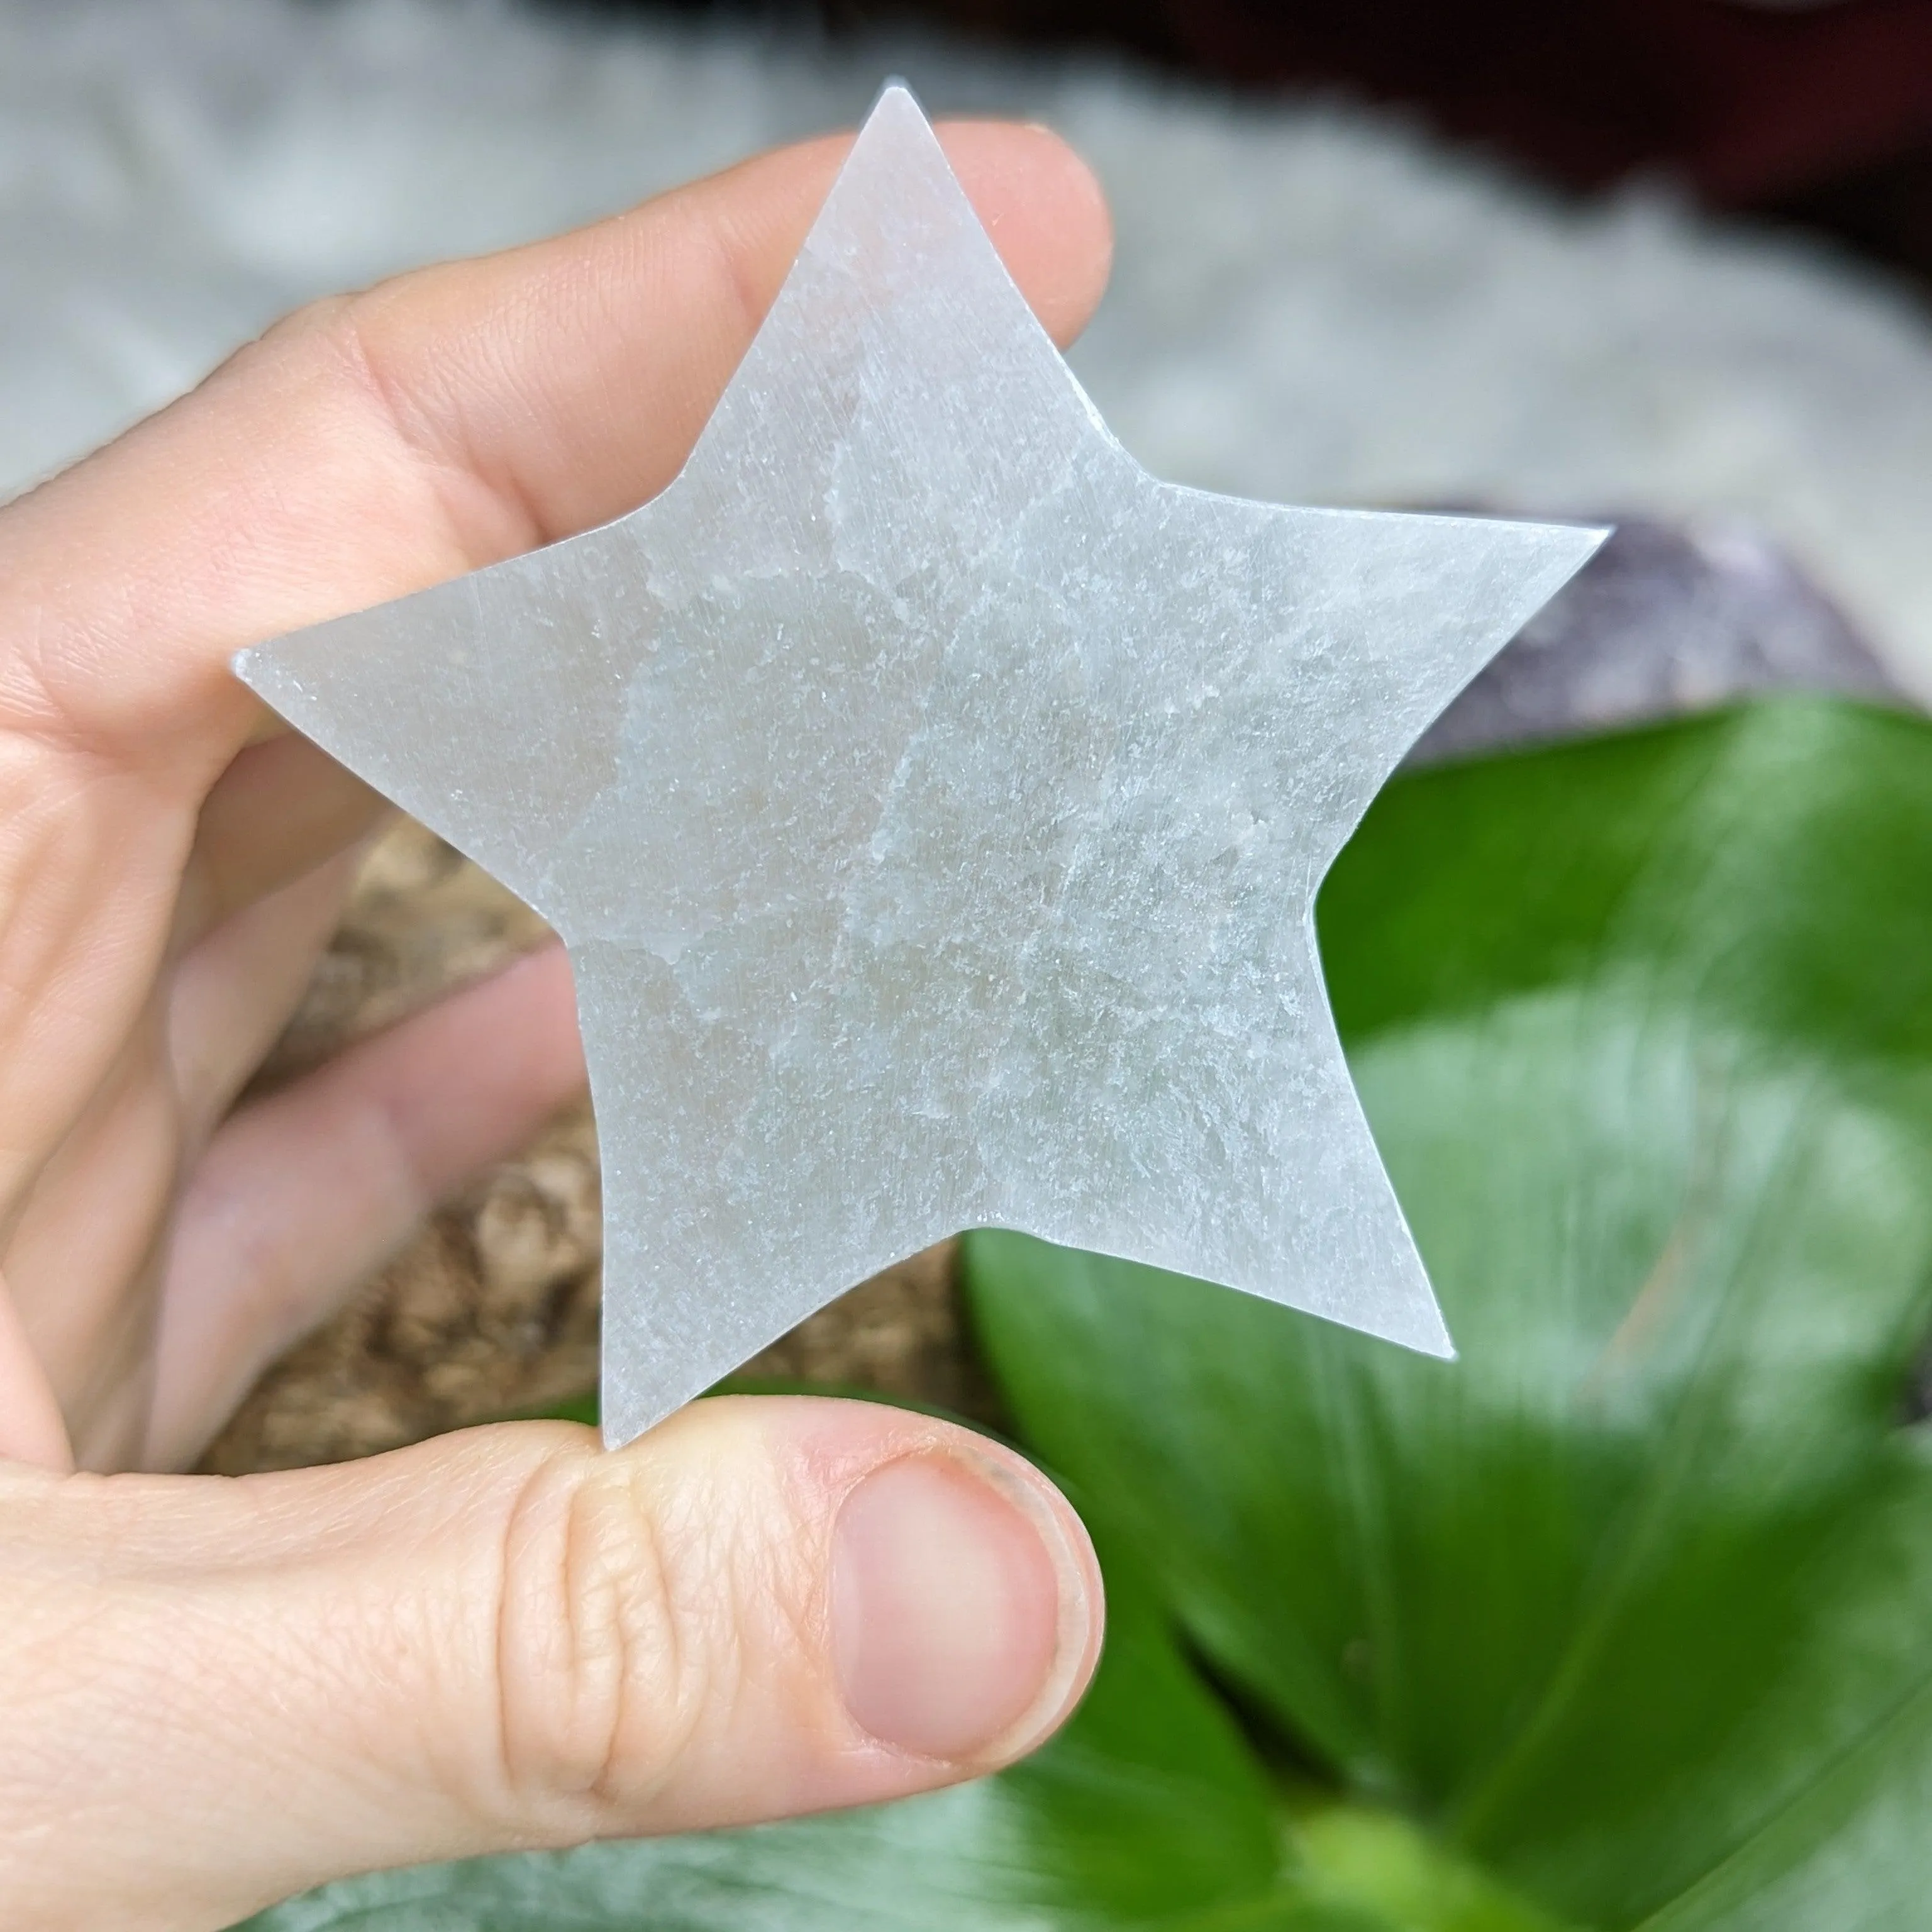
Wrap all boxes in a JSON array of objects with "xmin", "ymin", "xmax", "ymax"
[
  {"xmin": 236, "ymin": 1541, "xmax": 1287, "ymax": 1931},
  {"xmin": 1289, "ymin": 1805, "xmax": 1580, "ymax": 1932},
  {"xmin": 965, "ymin": 701, "xmax": 1932, "ymax": 1932}
]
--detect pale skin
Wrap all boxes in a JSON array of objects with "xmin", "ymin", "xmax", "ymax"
[{"xmin": 0, "ymin": 123, "xmax": 1112, "ymax": 1930}]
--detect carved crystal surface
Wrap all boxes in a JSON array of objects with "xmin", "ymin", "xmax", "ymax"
[{"xmin": 236, "ymin": 86, "xmax": 1605, "ymax": 1445}]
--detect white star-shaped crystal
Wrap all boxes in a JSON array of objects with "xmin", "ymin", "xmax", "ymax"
[{"xmin": 238, "ymin": 86, "xmax": 1604, "ymax": 1445}]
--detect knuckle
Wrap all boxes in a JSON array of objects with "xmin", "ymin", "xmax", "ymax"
[
  {"xmin": 491, "ymin": 1451, "xmax": 705, "ymax": 1825},
  {"xmin": 212, "ymin": 294, "xmax": 358, "ymax": 406}
]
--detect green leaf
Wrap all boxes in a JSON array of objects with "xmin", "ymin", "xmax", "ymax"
[
  {"xmin": 964, "ymin": 701, "xmax": 1932, "ymax": 1932},
  {"xmin": 236, "ymin": 1540, "xmax": 1287, "ymax": 1931},
  {"xmin": 1287, "ymin": 1805, "xmax": 1581, "ymax": 1932}
]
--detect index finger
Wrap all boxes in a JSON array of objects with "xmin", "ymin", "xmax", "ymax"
[{"xmin": 0, "ymin": 121, "xmax": 1113, "ymax": 779}]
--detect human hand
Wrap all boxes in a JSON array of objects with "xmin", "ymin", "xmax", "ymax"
[{"xmin": 0, "ymin": 122, "xmax": 1111, "ymax": 1929}]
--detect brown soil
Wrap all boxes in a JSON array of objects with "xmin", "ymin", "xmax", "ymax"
[{"xmin": 200, "ymin": 819, "xmax": 992, "ymax": 1475}]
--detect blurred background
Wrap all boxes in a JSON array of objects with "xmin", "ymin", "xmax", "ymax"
[
  {"xmin": 8, "ymin": 0, "xmax": 1932, "ymax": 684},
  {"xmin": 6, "ymin": 0, "xmax": 1932, "ymax": 1461}
]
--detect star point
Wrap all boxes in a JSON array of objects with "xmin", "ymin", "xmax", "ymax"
[{"xmin": 238, "ymin": 86, "xmax": 1604, "ymax": 1446}]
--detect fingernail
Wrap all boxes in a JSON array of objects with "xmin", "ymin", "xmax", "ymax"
[{"xmin": 830, "ymin": 1450, "xmax": 1097, "ymax": 1763}]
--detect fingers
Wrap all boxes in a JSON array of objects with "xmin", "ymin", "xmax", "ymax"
[
  {"xmin": 0, "ymin": 1399, "xmax": 1104, "ymax": 1930},
  {"xmin": 146, "ymin": 943, "xmax": 584, "ymax": 1468},
  {"xmin": 0, "ymin": 1275, "xmax": 70, "ymax": 1469},
  {"xmin": 173, "ymin": 733, "xmax": 388, "ymax": 953},
  {"xmin": 167, "ymin": 847, "xmax": 362, "ymax": 1143},
  {"xmin": 328, "ymin": 120, "xmax": 1111, "ymax": 553},
  {"xmin": 0, "ymin": 853, "xmax": 354, "ymax": 1461},
  {"xmin": 0, "ymin": 121, "xmax": 1112, "ymax": 779}
]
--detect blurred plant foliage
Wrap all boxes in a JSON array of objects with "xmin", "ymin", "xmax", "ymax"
[{"xmin": 243, "ymin": 699, "xmax": 1932, "ymax": 1932}]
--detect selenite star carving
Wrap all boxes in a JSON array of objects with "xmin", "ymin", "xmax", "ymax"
[{"xmin": 237, "ymin": 86, "xmax": 1606, "ymax": 1446}]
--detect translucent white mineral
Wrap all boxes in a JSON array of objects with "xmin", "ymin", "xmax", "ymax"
[{"xmin": 236, "ymin": 85, "xmax": 1604, "ymax": 1445}]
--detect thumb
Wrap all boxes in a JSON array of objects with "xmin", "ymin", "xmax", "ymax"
[{"xmin": 0, "ymin": 1397, "xmax": 1102, "ymax": 1931}]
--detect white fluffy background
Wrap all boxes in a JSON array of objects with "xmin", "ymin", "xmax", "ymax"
[{"xmin": 6, "ymin": 0, "xmax": 1932, "ymax": 686}]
